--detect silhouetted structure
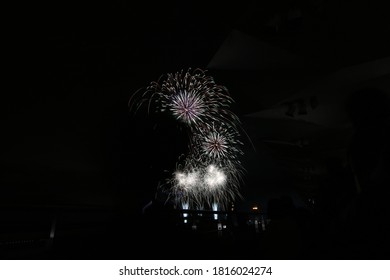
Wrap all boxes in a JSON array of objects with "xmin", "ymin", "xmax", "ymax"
[{"xmin": 334, "ymin": 88, "xmax": 390, "ymax": 258}]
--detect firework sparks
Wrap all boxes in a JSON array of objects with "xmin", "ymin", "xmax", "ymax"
[
  {"xmin": 129, "ymin": 68, "xmax": 239, "ymax": 129},
  {"xmin": 174, "ymin": 170, "xmax": 200, "ymax": 190},
  {"xmin": 204, "ymin": 164, "xmax": 227, "ymax": 189},
  {"xmin": 130, "ymin": 68, "xmax": 248, "ymax": 211},
  {"xmin": 195, "ymin": 123, "xmax": 244, "ymax": 162},
  {"xmin": 203, "ymin": 131, "xmax": 229, "ymax": 159},
  {"xmin": 170, "ymin": 90, "xmax": 206, "ymax": 125},
  {"xmin": 170, "ymin": 159, "xmax": 243, "ymax": 210}
]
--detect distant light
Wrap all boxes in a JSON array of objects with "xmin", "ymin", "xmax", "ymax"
[
  {"xmin": 182, "ymin": 202, "xmax": 189, "ymax": 218},
  {"xmin": 184, "ymin": 219, "xmax": 188, "ymax": 224},
  {"xmin": 223, "ymin": 225, "xmax": 227, "ymax": 229},
  {"xmin": 252, "ymin": 206, "xmax": 258, "ymax": 211},
  {"xmin": 212, "ymin": 202, "xmax": 219, "ymax": 220}
]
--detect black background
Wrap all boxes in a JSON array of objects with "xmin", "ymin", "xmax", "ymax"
[{"xmin": 2, "ymin": 0, "xmax": 390, "ymax": 259}]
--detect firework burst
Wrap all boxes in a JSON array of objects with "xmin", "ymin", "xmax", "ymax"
[
  {"xmin": 203, "ymin": 130, "xmax": 229, "ymax": 159},
  {"xmin": 193, "ymin": 122, "xmax": 244, "ymax": 163},
  {"xmin": 129, "ymin": 68, "xmax": 240, "ymax": 130},
  {"xmin": 170, "ymin": 90, "xmax": 206, "ymax": 125},
  {"xmin": 169, "ymin": 157, "xmax": 243, "ymax": 210}
]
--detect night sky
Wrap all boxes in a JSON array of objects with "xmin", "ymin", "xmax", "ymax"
[
  {"xmin": 4, "ymin": 1, "xmax": 241, "ymax": 208},
  {"xmin": 2, "ymin": 0, "xmax": 390, "ymax": 259}
]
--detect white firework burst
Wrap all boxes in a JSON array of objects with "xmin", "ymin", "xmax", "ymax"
[
  {"xmin": 174, "ymin": 169, "xmax": 200, "ymax": 190},
  {"xmin": 129, "ymin": 68, "xmax": 240, "ymax": 129},
  {"xmin": 203, "ymin": 164, "xmax": 227, "ymax": 189},
  {"xmin": 193, "ymin": 123, "xmax": 244, "ymax": 162},
  {"xmin": 170, "ymin": 159, "xmax": 243, "ymax": 210},
  {"xmin": 170, "ymin": 90, "xmax": 206, "ymax": 125},
  {"xmin": 203, "ymin": 131, "xmax": 229, "ymax": 159}
]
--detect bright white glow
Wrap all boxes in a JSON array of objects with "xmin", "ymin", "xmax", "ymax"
[
  {"xmin": 182, "ymin": 202, "xmax": 189, "ymax": 210},
  {"xmin": 204, "ymin": 165, "xmax": 226, "ymax": 188},
  {"xmin": 175, "ymin": 171, "xmax": 199, "ymax": 189}
]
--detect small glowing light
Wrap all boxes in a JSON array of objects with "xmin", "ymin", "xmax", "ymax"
[
  {"xmin": 223, "ymin": 225, "xmax": 227, "ymax": 229},
  {"xmin": 184, "ymin": 219, "xmax": 187, "ymax": 223},
  {"xmin": 252, "ymin": 206, "xmax": 258, "ymax": 211},
  {"xmin": 212, "ymin": 202, "xmax": 219, "ymax": 220},
  {"xmin": 182, "ymin": 202, "xmax": 189, "ymax": 209},
  {"xmin": 182, "ymin": 202, "xmax": 189, "ymax": 218}
]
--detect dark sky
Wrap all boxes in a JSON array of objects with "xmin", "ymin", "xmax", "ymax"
[
  {"xmin": 3, "ymin": 0, "xmax": 390, "ymax": 212},
  {"xmin": 3, "ymin": 1, "xmax": 245, "ymax": 210}
]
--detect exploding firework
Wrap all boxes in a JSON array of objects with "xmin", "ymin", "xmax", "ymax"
[
  {"xmin": 203, "ymin": 131, "xmax": 229, "ymax": 159},
  {"xmin": 193, "ymin": 122, "xmax": 244, "ymax": 162},
  {"xmin": 204, "ymin": 164, "xmax": 227, "ymax": 188},
  {"xmin": 170, "ymin": 90, "xmax": 206, "ymax": 125},
  {"xmin": 129, "ymin": 68, "xmax": 240, "ymax": 130},
  {"xmin": 170, "ymin": 166, "xmax": 243, "ymax": 210},
  {"xmin": 170, "ymin": 158, "xmax": 243, "ymax": 210},
  {"xmin": 130, "ymin": 68, "xmax": 247, "ymax": 211}
]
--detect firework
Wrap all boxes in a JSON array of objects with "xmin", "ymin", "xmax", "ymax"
[
  {"xmin": 204, "ymin": 164, "xmax": 227, "ymax": 188},
  {"xmin": 175, "ymin": 170, "xmax": 200, "ymax": 189},
  {"xmin": 170, "ymin": 159, "xmax": 243, "ymax": 210},
  {"xmin": 129, "ymin": 68, "xmax": 240, "ymax": 130},
  {"xmin": 192, "ymin": 122, "xmax": 244, "ymax": 163},
  {"xmin": 130, "ymin": 68, "xmax": 247, "ymax": 211}
]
